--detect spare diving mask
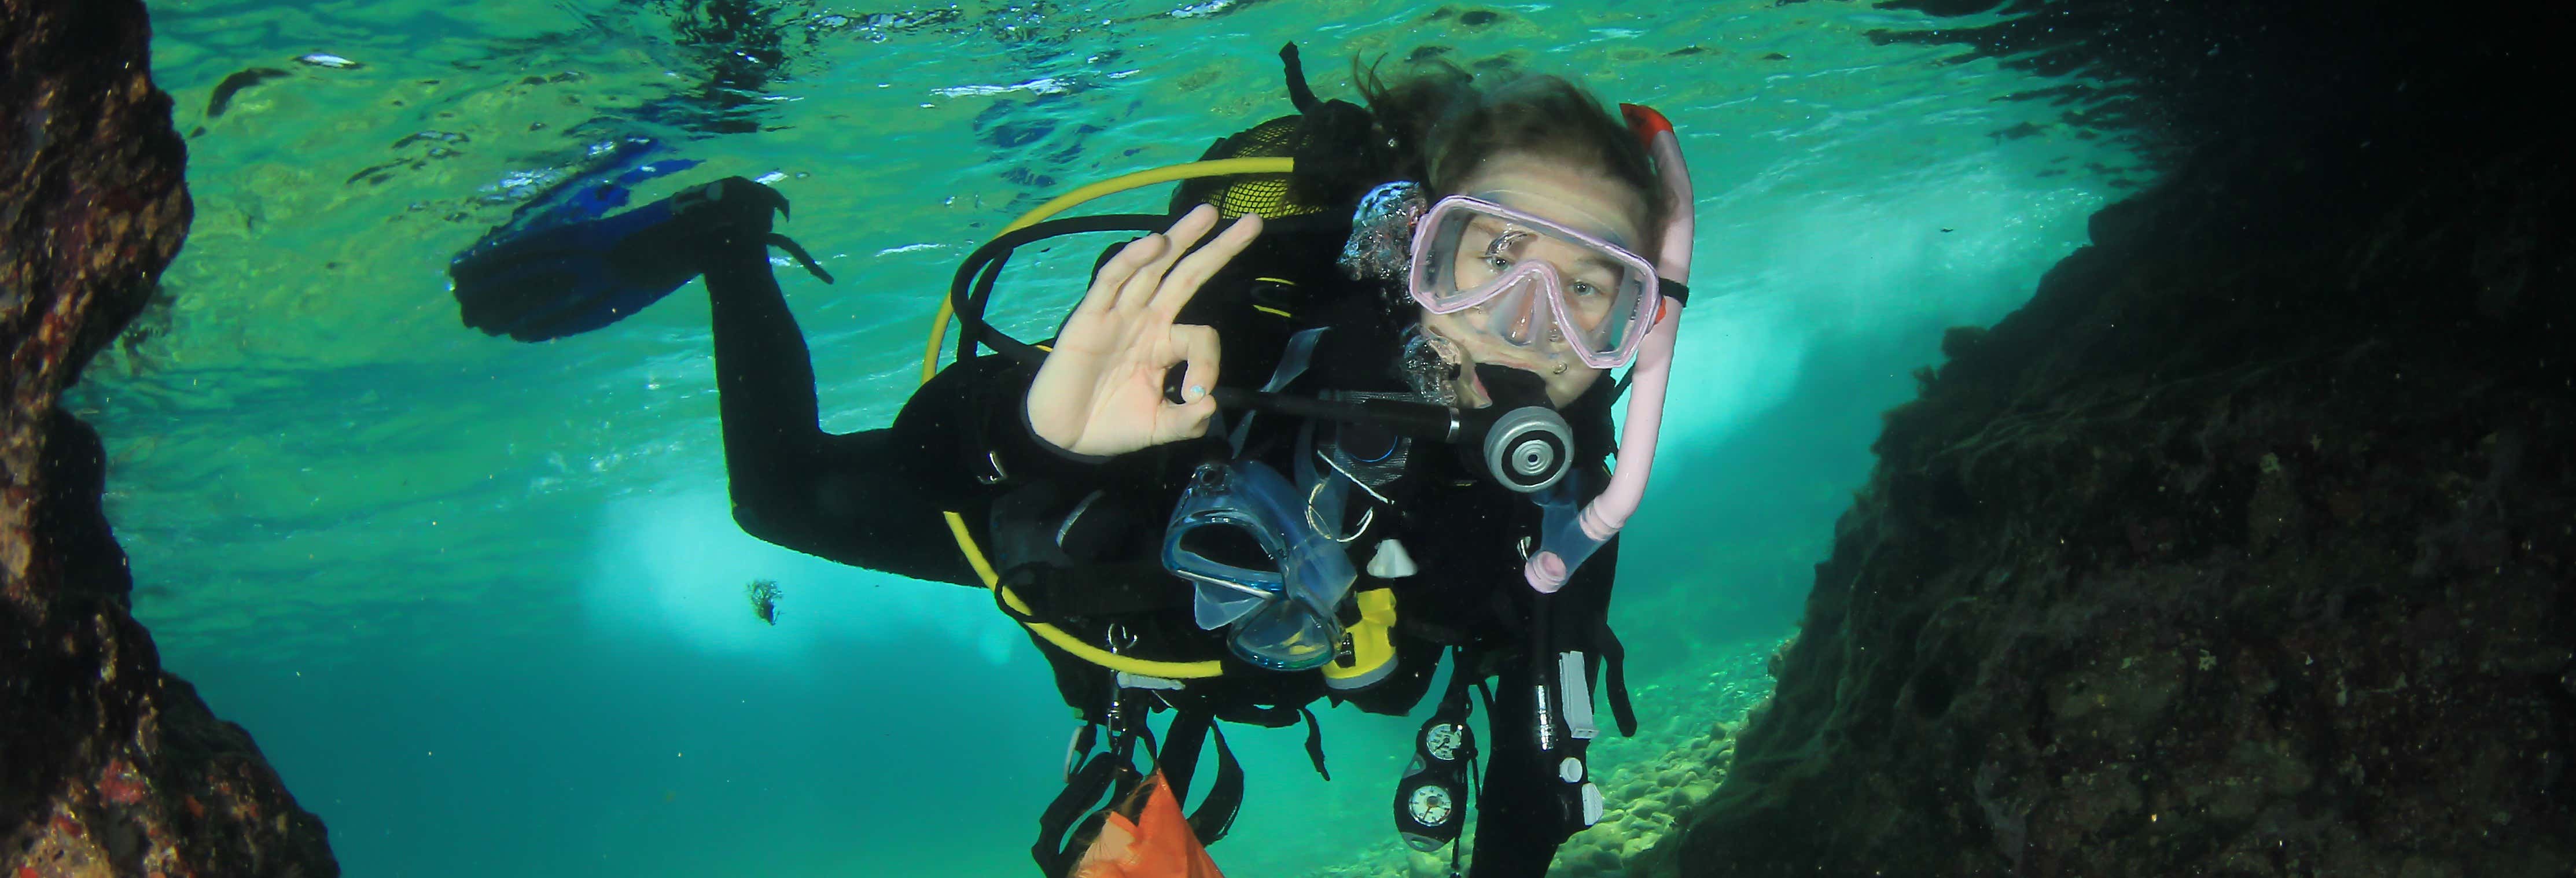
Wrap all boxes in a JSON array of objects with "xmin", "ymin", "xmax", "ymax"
[{"xmin": 1162, "ymin": 460, "xmax": 1357, "ymax": 671}]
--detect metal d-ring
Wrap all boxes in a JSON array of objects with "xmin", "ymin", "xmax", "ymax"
[{"xmin": 1307, "ymin": 478, "xmax": 1374, "ymax": 543}]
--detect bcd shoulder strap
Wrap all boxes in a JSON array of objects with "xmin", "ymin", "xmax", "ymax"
[{"xmin": 1158, "ymin": 709, "xmax": 1247, "ymax": 843}]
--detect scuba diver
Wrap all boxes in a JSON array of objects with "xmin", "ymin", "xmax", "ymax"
[{"xmin": 450, "ymin": 46, "xmax": 1695, "ymax": 878}]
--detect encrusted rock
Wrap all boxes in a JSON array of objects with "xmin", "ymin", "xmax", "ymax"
[
  {"xmin": 1643, "ymin": 5, "xmax": 2576, "ymax": 876},
  {"xmin": 1, "ymin": 0, "xmax": 337, "ymax": 874}
]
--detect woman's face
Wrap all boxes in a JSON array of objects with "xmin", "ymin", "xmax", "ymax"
[{"xmin": 1418, "ymin": 152, "xmax": 1650, "ymax": 408}]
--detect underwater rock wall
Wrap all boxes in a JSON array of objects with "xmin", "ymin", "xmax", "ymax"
[
  {"xmin": 1, "ymin": 1, "xmax": 337, "ymax": 875},
  {"xmin": 1643, "ymin": 42, "xmax": 2576, "ymax": 878}
]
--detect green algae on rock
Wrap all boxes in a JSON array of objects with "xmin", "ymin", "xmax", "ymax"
[
  {"xmin": 1, "ymin": 0, "xmax": 337, "ymax": 874},
  {"xmin": 1639, "ymin": 5, "xmax": 2576, "ymax": 873}
]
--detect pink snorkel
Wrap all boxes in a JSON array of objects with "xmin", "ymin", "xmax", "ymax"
[{"xmin": 1524, "ymin": 104, "xmax": 1694, "ymax": 593}]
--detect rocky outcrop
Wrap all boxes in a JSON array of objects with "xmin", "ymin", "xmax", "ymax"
[
  {"xmin": 2, "ymin": 1, "xmax": 336, "ymax": 875},
  {"xmin": 1645, "ymin": 10, "xmax": 2576, "ymax": 877}
]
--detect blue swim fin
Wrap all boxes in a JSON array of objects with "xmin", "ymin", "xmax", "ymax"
[{"xmin": 449, "ymin": 176, "xmax": 831, "ymax": 342}]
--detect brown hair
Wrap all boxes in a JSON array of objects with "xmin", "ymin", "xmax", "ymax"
[{"xmin": 1355, "ymin": 57, "xmax": 1670, "ymax": 249}]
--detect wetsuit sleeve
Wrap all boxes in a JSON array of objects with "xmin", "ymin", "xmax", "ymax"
[
  {"xmin": 694, "ymin": 227, "xmax": 1000, "ymax": 588},
  {"xmin": 702, "ymin": 217, "xmax": 1146, "ymax": 587}
]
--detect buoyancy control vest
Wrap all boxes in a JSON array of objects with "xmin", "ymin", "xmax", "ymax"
[{"xmin": 922, "ymin": 43, "xmax": 1642, "ymax": 877}]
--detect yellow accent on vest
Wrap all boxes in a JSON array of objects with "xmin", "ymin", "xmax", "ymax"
[
  {"xmin": 943, "ymin": 512, "xmax": 1226, "ymax": 679},
  {"xmin": 923, "ymin": 156, "xmax": 1320, "ymax": 680},
  {"xmin": 1322, "ymin": 588, "xmax": 1398, "ymax": 683}
]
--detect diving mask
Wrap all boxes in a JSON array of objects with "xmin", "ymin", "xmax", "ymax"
[
  {"xmin": 1408, "ymin": 195, "xmax": 1662, "ymax": 370},
  {"xmin": 1162, "ymin": 460, "xmax": 1357, "ymax": 671}
]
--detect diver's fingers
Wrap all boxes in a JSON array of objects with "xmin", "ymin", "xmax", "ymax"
[
  {"xmin": 1165, "ymin": 323, "xmax": 1221, "ymax": 407},
  {"xmin": 1150, "ymin": 212, "xmax": 1263, "ymax": 318},
  {"xmin": 1118, "ymin": 204, "xmax": 1219, "ymax": 311},
  {"xmin": 1161, "ymin": 324, "xmax": 1222, "ymax": 439},
  {"xmin": 1074, "ymin": 233, "xmax": 1168, "ymax": 322},
  {"xmin": 1115, "ymin": 204, "xmax": 1219, "ymax": 312},
  {"xmin": 1168, "ymin": 393, "xmax": 1219, "ymax": 440}
]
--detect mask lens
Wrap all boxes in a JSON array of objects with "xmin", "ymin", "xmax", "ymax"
[
  {"xmin": 1410, "ymin": 197, "xmax": 1659, "ymax": 368},
  {"xmin": 1177, "ymin": 523, "xmax": 1271, "ymax": 571},
  {"xmin": 1227, "ymin": 595, "xmax": 1341, "ymax": 670}
]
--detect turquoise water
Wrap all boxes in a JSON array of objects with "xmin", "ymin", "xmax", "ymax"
[{"xmin": 80, "ymin": 1, "xmax": 2143, "ymax": 875}]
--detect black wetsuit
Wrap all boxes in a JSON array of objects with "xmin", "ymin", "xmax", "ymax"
[{"xmin": 695, "ymin": 194, "xmax": 1625, "ymax": 878}]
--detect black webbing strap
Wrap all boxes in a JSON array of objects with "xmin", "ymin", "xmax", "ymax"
[
  {"xmin": 1038, "ymin": 704, "xmax": 1268, "ymax": 877},
  {"xmin": 1278, "ymin": 43, "xmax": 1320, "ymax": 113},
  {"xmin": 1033, "ymin": 687, "xmax": 1167, "ymax": 878},
  {"xmin": 1591, "ymin": 615, "xmax": 1639, "ymax": 737},
  {"xmin": 1159, "ymin": 710, "xmax": 1249, "ymax": 844},
  {"xmin": 1610, "ymin": 280, "xmax": 1697, "ymax": 404},
  {"xmin": 1210, "ymin": 702, "xmax": 1331, "ymax": 780},
  {"xmin": 1460, "ymin": 677, "xmax": 1497, "ymax": 878},
  {"xmin": 1297, "ymin": 706, "xmax": 1330, "ymax": 781},
  {"xmin": 1441, "ymin": 650, "xmax": 1485, "ymax": 878},
  {"xmin": 961, "ymin": 252, "xmax": 1013, "ymax": 364},
  {"xmin": 1161, "ymin": 711, "xmax": 1211, "ymax": 800},
  {"xmin": 1199, "ymin": 725, "xmax": 1246, "ymax": 842},
  {"xmin": 1034, "ymin": 736, "xmax": 1135, "ymax": 877},
  {"xmin": 1438, "ymin": 649, "xmax": 1480, "ymax": 721}
]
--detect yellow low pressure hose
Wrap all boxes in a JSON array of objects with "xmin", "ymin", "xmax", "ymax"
[{"xmin": 928, "ymin": 157, "xmax": 1296, "ymax": 680}]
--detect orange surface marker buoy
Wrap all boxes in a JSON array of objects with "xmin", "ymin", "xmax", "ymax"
[{"xmin": 1071, "ymin": 771, "xmax": 1225, "ymax": 878}]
